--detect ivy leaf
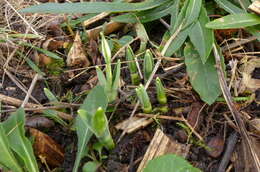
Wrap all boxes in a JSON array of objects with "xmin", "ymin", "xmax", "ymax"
[
  {"xmin": 189, "ymin": 7, "xmax": 214, "ymax": 64},
  {"xmin": 184, "ymin": 43, "xmax": 221, "ymax": 105},
  {"xmin": 143, "ymin": 154, "xmax": 201, "ymax": 172},
  {"xmin": 206, "ymin": 13, "xmax": 260, "ymax": 29}
]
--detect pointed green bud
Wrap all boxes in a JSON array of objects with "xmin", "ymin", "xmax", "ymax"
[
  {"xmin": 92, "ymin": 107, "xmax": 107, "ymax": 137},
  {"xmin": 156, "ymin": 77, "xmax": 167, "ymax": 105},
  {"xmin": 100, "ymin": 32, "xmax": 111, "ymax": 64},
  {"xmin": 135, "ymin": 84, "xmax": 152, "ymax": 113},
  {"xmin": 143, "ymin": 49, "xmax": 154, "ymax": 82},
  {"xmin": 126, "ymin": 46, "xmax": 140, "ymax": 85}
]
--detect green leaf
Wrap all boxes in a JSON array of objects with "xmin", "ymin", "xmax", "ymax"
[
  {"xmin": 189, "ymin": 7, "xmax": 214, "ymax": 63},
  {"xmin": 165, "ymin": 26, "xmax": 191, "ymax": 57},
  {"xmin": 74, "ymin": 85, "xmax": 108, "ymax": 172},
  {"xmin": 82, "ymin": 161, "xmax": 100, "ymax": 172},
  {"xmin": 206, "ymin": 13, "xmax": 260, "ymax": 29},
  {"xmin": 0, "ymin": 124, "xmax": 23, "ymax": 172},
  {"xmin": 214, "ymin": 0, "xmax": 244, "ymax": 14},
  {"xmin": 183, "ymin": 0, "xmax": 202, "ymax": 28},
  {"xmin": 96, "ymin": 66, "xmax": 107, "ymax": 87},
  {"xmin": 184, "ymin": 43, "xmax": 221, "ymax": 105},
  {"xmin": 3, "ymin": 108, "xmax": 39, "ymax": 172},
  {"xmin": 20, "ymin": 0, "xmax": 168, "ymax": 14},
  {"xmin": 112, "ymin": 0, "xmax": 175, "ymax": 23},
  {"xmin": 18, "ymin": 42, "xmax": 62, "ymax": 60},
  {"xmin": 44, "ymin": 88, "xmax": 59, "ymax": 103},
  {"xmin": 112, "ymin": 59, "xmax": 121, "ymax": 94},
  {"xmin": 143, "ymin": 154, "xmax": 202, "ymax": 172}
]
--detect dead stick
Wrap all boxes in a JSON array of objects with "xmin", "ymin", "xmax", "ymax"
[
  {"xmin": 217, "ymin": 132, "xmax": 238, "ymax": 172},
  {"xmin": 0, "ymin": 93, "xmax": 73, "ymax": 120}
]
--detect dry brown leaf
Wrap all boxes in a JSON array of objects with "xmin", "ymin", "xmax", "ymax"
[
  {"xmin": 26, "ymin": 116, "xmax": 54, "ymax": 129},
  {"xmin": 67, "ymin": 31, "xmax": 90, "ymax": 67},
  {"xmin": 30, "ymin": 128, "xmax": 64, "ymax": 167},
  {"xmin": 206, "ymin": 136, "xmax": 225, "ymax": 158},
  {"xmin": 242, "ymin": 58, "xmax": 260, "ymax": 91},
  {"xmin": 249, "ymin": 118, "xmax": 260, "ymax": 135},
  {"xmin": 249, "ymin": 1, "xmax": 260, "ymax": 15}
]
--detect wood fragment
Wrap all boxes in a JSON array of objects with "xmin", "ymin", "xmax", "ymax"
[
  {"xmin": 137, "ymin": 129, "xmax": 190, "ymax": 172},
  {"xmin": 115, "ymin": 116, "xmax": 153, "ymax": 134},
  {"xmin": 249, "ymin": 1, "xmax": 260, "ymax": 15}
]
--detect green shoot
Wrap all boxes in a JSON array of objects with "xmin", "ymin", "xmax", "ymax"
[
  {"xmin": 143, "ymin": 50, "xmax": 154, "ymax": 82},
  {"xmin": 126, "ymin": 45, "xmax": 140, "ymax": 85},
  {"xmin": 155, "ymin": 77, "xmax": 167, "ymax": 105},
  {"xmin": 136, "ymin": 84, "xmax": 152, "ymax": 113},
  {"xmin": 97, "ymin": 33, "xmax": 121, "ymax": 103}
]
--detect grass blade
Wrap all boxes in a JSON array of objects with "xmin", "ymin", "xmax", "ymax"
[
  {"xmin": 206, "ymin": 13, "xmax": 260, "ymax": 29},
  {"xmin": 20, "ymin": 0, "xmax": 168, "ymax": 14},
  {"xmin": 214, "ymin": 0, "xmax": 244, "ymax": 14}
]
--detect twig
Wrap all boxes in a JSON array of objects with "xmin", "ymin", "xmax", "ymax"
[
  {"xmin": 217, "ymin": 132, "xmax": 238, "ymax": 172},
  {"xmin": 213, "ymin": 43, "xmax": 260, "ymax": 171},
  {"xmin": 0, "ymin": 93, "xmax": 73, "ymax": 120},
  {"xmin": 21, "ymin": 73, "xmax": 40, "ymax": 108},
  {"xmin": 137, "ymin": 113, "xmax": 184, "ymax": 121},
  {"xmin": 221, "ymin": 36, "xmax": 257, "ymax": 52}
]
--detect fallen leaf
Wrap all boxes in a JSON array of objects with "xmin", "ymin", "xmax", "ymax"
[
  {"xmin": 26, "ymin": 116, "xmax": 54, "ymax": 129},
  {"xmin": 242, "ymin": 58, "xmax": 260, "ymax": 91},
  {"xmin": 206, "ymin": 136, "xmax": 225, "ymax": 158},
  {"xmin": 67, "ymin": 31, "xmax": 90, "ymax": 67},
  {"xmin": 29, "ymin": 128, "xmax": 64, "ymax": 167}
]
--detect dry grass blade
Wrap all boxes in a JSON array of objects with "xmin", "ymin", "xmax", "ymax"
[{"xmin": 213, "ymin": 44, "xmax": 260, "ymax": 171}]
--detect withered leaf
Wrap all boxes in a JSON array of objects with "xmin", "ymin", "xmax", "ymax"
[
  {"xmin": 26, "ymin": 116, "xmax": 55, "ymax": 129},
  {"xmin": 206, "ymin": 136, "xmax": 225, "ymax": 158},
  {"xmin": 67, "ymin": 31, "xmax": 90, "ymax": 67},
  {"xmin": 30, "ymin": 128, "xmax": 64, "ymax": 167}
]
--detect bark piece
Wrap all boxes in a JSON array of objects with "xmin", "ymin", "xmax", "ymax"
[
  {"xmin": 137, "ymin": 129, "xmax": 190, "ymax": 172},
  {"xmin": 115, "ymin": 116, "xmax": 153, "ymax": 134}
]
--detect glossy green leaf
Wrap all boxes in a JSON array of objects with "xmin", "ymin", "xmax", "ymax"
[
  {"xmin": 20, "ymin": 0, "xmax": 168, "ymax": 14},
  {"xmin": 3, "ymin": 108, "xmax": 39, "ymax": 172},
  {"xmin": 0, "ymin": 124, "xmax": 23, "ymax": 172},
  {"xmin": 214, "ymin": 0, "xmax": 244, "ymax": 14},
  {"xmin": 189, "ymin": 7, "xmax": 214, "ymax": 63},
  {"xmin": 74, "ymin": 85, "xmax": 108, "ymax": 172},
  {"xmin": 112, "ymin": 0, "xmax": 174, "ymax": 23},
  {"xmin": 143, "ymin": 154, "xmax": 202, "ymax": 172},
  {"xmin": 184, "ymin": 43, "xmax": 221, "ymax": 105},
  {"xmin": 206, "ymin": 13, "xmax": 260, "ymax": 29},
  {"xmin": 183, "ymin": 0, "xmax": 202, "ymax": 28}
]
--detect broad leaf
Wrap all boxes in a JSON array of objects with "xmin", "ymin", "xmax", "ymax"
[
  {"xmin": 74, "ymin": 85, "xmax": 108, "ymax": 172},
  {"xmin": 143, "ymin": 154, "xmax": 201, "ymax": 172},
  {"xmin": 206, "ymin": 13, "xmax": 260, "ymax": 29},
  {"xmin": 189, "ymin": 7, "xmax": 214, "ymax": 63},
  {"xmin": 92, "ymin": 108, "xmax": 107, "ymax": 137},
  {"xmin": 165, "ymin": 26, "xmax": 191, "ymax": 57},
  {"xmin": 184, "ymin": 43, "xmax": 221, "ymax": 105},
  {"xmin": 214, "ymin": 0, "xmax": 244, "ymax": 14},
  {"xmin": 20, "ymin": 0, "xmax": 168, "ymax": 14},
  {"xmin": 112, "ymin": 0, "xmax": 174, "ymax": 23},
  {"xmin": 183, "ymin": 0, "xmax": 202, "ymax": 28},
  {"xmin": 3, "ymin": 108, "xmax": 39, "ymax": 172},
  {"xmin": 0, "ymin": 124, "xmax": 23, "ymax": 172}
]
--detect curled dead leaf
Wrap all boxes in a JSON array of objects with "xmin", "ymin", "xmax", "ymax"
[
  {"xmin": 34, "ymin": 51, "xmax": 53, "ymax": 66},
  {"xmin": 67, "ymin": 31, "xmax": 90, "ymax": 67},
  {"xmin": 242, "ymin": 58, "xmax": 260, "ymax": 91},
  {"xmin": 26, "ymin": 116, "xmax": 55, "ymax": 129},
  {"xmin": 30, "ymin": 128, "xmax": 64, "ymax": 167}
]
